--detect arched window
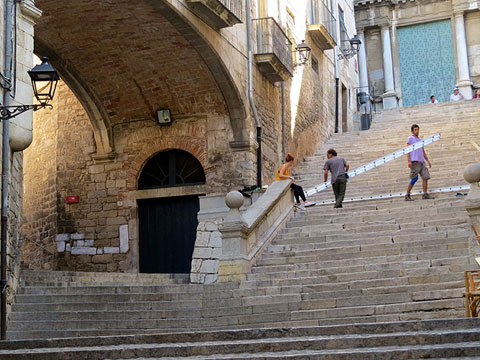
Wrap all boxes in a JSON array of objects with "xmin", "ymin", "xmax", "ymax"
[{"xmin": 138, "ymin": 149, "xmax": 205, "ymax": 190}]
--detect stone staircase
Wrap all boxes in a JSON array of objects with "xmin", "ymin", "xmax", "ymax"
[
  {"xmin": 4, "ymin": 100, "xmax": 480, "ymax": 357},
  {"xmin": 297, "ymin": 100, "xmax": 480, "ymax": 202}
]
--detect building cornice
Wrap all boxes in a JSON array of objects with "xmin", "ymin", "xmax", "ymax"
[{"xmin": 19, "ymin": 0, "xmax": 42, "ymax": 22}]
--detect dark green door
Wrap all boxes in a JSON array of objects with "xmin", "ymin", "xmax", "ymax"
[
  {"xmin": 138, "ymin": 195, "xmax": 199, "ymax": 273},
  {"xmin": 397, "ymin": 20, "xmax": 456, "ymax": 106}
]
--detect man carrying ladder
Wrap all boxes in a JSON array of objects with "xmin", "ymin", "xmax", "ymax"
[{"xmin": 405, "ymin": 124, "xmax": 434, "ymax": 201}]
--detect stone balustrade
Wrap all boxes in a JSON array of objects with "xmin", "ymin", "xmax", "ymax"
[
  {"xmin": 190, "ymin": 180, "xmax": 294, "ymax": 283},
  {"xmin": 463, "ymin": 163, "xmax": 480, "ymax": 262}
]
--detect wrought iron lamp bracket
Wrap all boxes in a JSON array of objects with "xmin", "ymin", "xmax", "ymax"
[{"xmin": 0, "ymin": 104, "xmax": 52, "ymax": 121}]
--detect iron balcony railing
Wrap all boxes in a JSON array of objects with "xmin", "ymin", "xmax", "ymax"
[
  {"xmin": 253, "ymin": 17, "xmax": 293, "ymax": 74},
  {"xmin": 219, "ymin": 0, "xmax": 243, "ymax": 21},
  {"xmin": 308, "ymin": 0, "xmax": 337, "ymax": 41}
]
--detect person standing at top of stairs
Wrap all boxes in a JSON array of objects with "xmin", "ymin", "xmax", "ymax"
[
  {"xmin": 323, "ymin": 149, "xmax": 349, "ymax": 209},
  {"xmin": 405, "ymin": 124, "xmax": 434, "ymax": 201}
]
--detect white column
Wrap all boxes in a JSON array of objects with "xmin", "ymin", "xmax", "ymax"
[
  {"xmin": 358, "ymin": 31, "xmax": 369, "ymax": 91},
  {"xmin": 380, "ymin": 25, "xmax": 398, "ymax": 108},
  {"xmin": 357, "ymin": 30, "xmax": 370, "ymax": 112},
  {"xmin": 454, "ymin": 12, "xmax": 473, "ymax": 98}
]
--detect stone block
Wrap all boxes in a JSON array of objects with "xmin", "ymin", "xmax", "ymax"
[
  {"xmin": 65, "ymin": 244, "xmax": 71, "ymax": 252},
  {"xmin": 71, "ymin": 233, "xmax": 85, "ymax": 240},
  {"xmin": 119, "ymin": 224, "xmax": 129, "ymax": 253},
  {"xmin": 212, "ymin": 247, "xmax": 222, "ymax": 258},
  {"xmin": 200, "ymin": 259, "xmax": 219, "ymax": 273},
  {"xmin": 194, "ymin": 247, "xmax": 213, "ymax": 258},
  {"xmin": 204, "ymin": 274, "xmax": 218, "ymax": 284},
  {"xmin": 97, "ymin": 248, "xmax": 104, "ymax": 255},
  {"xmin": 103, "ymin": 247, "xmax": 120, "ymax": 254},
  {"xmin": 190, "ymin": 273, "xmax": 206, "ymax": 284},
  {"xmin": 92, "ymin": 254, "xmax": 113, "ymax": 264},
  {"xmin": 73, "ymin": 240, "xmax": 85, "ymax": 247},
  {"xmin": 57, "ymin": 241, "xmax": 66, "ymax": 253},
  {"xmin": 191, "ymin": 259, "xmax": 202, "ymax": 272},
  {"xmin": 205, "ymin": 222, "xmax": 217, "ymax": 231},
  {"xmin": 209, "ymin": 231, "xmax": 222, "ymax": 247},
  {"xmin": 71, "ymin": 247, "xmax": 97, "ymax": 255},
  {"xmin": 56, "ymin": 234, "xmax": 70, "ymax": 242},
  {"xmin": 195, "ymin": 231, "xmax": 210, "ymax": 246}
]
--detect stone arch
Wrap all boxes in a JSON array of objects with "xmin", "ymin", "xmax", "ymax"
[
  {"xmin": 127, "ymin": 138, "xmax": 208, "ymax": 192},
  {"xmin": 138, "ymin": 149, "xmax": 206, "ymax": 189},
  {"xmin": 34, "ymin": 39, "xmax": 115, "ymax": 160},
  {"xmin": 144, "ymin": 0, "xmax": 249, "ymax": 146}
]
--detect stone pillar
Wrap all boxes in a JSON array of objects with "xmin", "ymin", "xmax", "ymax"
[
  {"xmin": 381, "ymin": 25, "xmax": 398, "ymax": 109},
  {"xmin": 357, "ymin": 30, "xmax": 370, "ymax": 112},
  {"xmin": 454, "ymin": 12, "xmax": 473, "ymax": 99},
  {"xmin": 463, "ymin": 163, "xmax": 480, "ymax": 263},
  {"xmin": 218, "ymin": 191, "xmax": 251, "ymax": 282}
]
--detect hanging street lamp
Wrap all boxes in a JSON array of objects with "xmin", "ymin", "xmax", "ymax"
[
  {"xmin": 0, "ymin": 57, "xmax": 59, "ymax": 120},
  {"xmin": 295, "ymin": 40, "xmax": 312, "ymax": 66}
]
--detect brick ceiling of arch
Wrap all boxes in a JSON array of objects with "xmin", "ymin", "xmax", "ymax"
[{"xmin": 33, "ymin": 0, "xmax": 230, "ymax": 125}]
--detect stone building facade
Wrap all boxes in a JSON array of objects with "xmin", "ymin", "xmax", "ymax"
[
  {"xmin": 0, "ymin": 0, "xmax": 43, "ymax": 306},
  {"xmin": 355, "ymin": 0, "xmax": 480, "ymax": 109},
  {"xmin": 22, "ymin": 0, "xmax": 359, "ymax": 273}
]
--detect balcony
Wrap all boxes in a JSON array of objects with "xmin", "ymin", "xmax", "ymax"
[
  {"xmin": 307, "ymin": 0, "xmax": 337, "ymax": 50},
  {"xmin": 253, "ymin": 17, "xmax": 294, "ymax": 83},
  {"xmin": 186, "ymin": 0, "xmax": 243, "ymax": 29}
]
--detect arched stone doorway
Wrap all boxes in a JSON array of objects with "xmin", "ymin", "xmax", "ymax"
[{"xmin": 137, "ymin": 149, "xmax": 205, "ymax": 273}]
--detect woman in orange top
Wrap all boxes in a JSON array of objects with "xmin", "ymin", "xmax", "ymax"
[{"xmin": 277, "ymin": 153, "xmax": 311, "ymax": 208}]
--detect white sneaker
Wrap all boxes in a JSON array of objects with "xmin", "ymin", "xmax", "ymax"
[{"xmin": 304, "ymin": 202, "xmax": 316, "ymax": 207}]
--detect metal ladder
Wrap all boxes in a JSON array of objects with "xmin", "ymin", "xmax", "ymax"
[{"xmin": 305, "ymin": 133, "xmax": 442, "ymax": 197}]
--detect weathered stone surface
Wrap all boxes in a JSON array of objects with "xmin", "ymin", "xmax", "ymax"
[
  {"xmin": 103, "ymin": 247, "xmax": 120, "ymax": 254},
  {"xmin": 70, "ymin": 247, "xmax": 97, "ymax": 255},
  {"xmin": 71, "ymin": 233, "xmax": 85, "ymax": 240},
  {"xmin": 119, "ymin": 225, "xmax": 129, "ymax": 253},
  {"xmin": 57, "ymin": 241, "xmax": 66, "ymax": 253},
  {"xmin": 56, "ymin": 234, "xmax": 70, "ymax": 242}
]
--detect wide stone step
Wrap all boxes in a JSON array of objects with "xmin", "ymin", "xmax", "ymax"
[
  {"xmin": 274, "ymin": 227, "xmax": 470, "ymax": 244},
  {"xmin": 17, "ymin": 283, "xmax": 239, "ymax": 296},
  {"xmin": 4, "ymin": 318, "xmax": 480, "ymax": 358},
  {"xmin": 13, "ymin": 291, "xmax": 243, "ymax": 304},
  {"xmin": 252, "ymin": 255, "xmax": 471, "ymax": 279},
  {"xmin": 286, "ymin": 209, "xmax": 468, "ymax": 228},
  {"xmin": 266, "ymin": 234, "xmax": 470, "ymax": 257},
  {"xmin": 261, "ymin": 236, "xmax": 469, "ymax": 262},
  {"xmin": 19, "ymin": 270, "xmax": 190, "ymax": 286},
  {"xmin": 254, "ymin": 244, "xmax": 469, "ymax": 267}
]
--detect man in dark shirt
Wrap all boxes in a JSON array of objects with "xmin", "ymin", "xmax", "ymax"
[{"xmin": 324, "ymin": 148, "xmax": 349, "ymax": 209}]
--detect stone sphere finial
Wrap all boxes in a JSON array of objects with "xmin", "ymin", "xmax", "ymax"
[
  {"xmin": 225, "ymin": 191, "xmax": 244, "ymax": 209},
  {"xmin": 464, "ymin": 163, "xmax": 480, "ymax": 184}
]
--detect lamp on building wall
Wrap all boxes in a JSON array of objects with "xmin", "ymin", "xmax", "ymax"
[
  {"xmin": 0, "ymin": 57, "xmax": 59, "ymax": 120},
  {"xmin": 338, "ymin": 35, "xmax": 362, "ymax": 60},
  {"xmin": 295, "ymin": 40, "xmax": 311, "ymax": 66}
]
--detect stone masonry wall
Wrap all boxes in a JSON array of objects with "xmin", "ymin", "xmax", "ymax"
[
  {"xmin": 22, "ymin": 1, "xmax": 359, "ymax": 273},
  {"xmin": 23, "ymin": 80, "xmax": 253, "ymax": 272},
  {"xmin": 466, "ymin": 12, "xmax": 480, "ymax": 86},
  {"xmin": 22, "ymin": 103, "xmax": 58, "ymax": 269}
]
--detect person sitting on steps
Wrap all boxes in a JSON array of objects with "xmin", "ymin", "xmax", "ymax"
[{"xmin": 276, "ymin": 153, "xmax": 314, "ymax": 209}]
